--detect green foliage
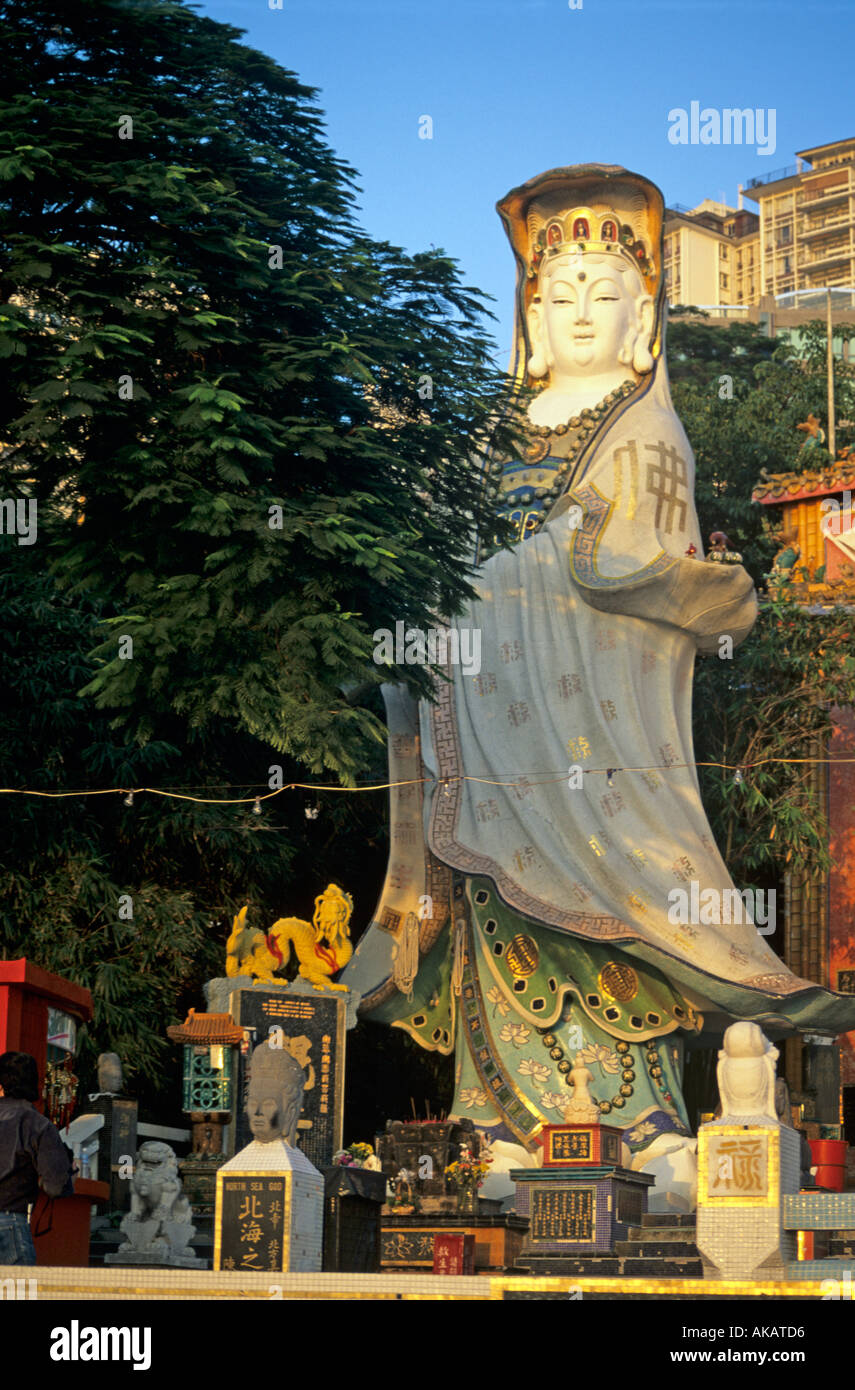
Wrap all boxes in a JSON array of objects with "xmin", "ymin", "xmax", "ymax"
[
  {"xmin": 0, "ymin": 532, "xmax": 390, "ymax": 1104},
  {"xmin": 0, "ymin": 0, "xmax": 520, "ymax": 1104},
  {"xmin": 694, "ymin": 592, "xmax": 855, "ymax": 883},
  {"xmin": 666, "ymin": 315, "xmax": 855, "ymax": 888},
  {"xmin": 0, "ymin": 0, "xmax": 519, "ymax": 786},
  {"xmin": 667, "ymin": 314, "xmax": 855, "ymax": 585}
]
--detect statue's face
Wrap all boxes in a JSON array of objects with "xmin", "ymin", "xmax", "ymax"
[
  {"xmin": 539, "ymin": 258, "xmax": 637, "ymax": 377},
  {"xmin": 246, "ymin": 1078, "xmax": 284, "ymax": 1141},
  {"xmin": 527, "ymin": 250, "xmax": 655, "ymax": 388}
]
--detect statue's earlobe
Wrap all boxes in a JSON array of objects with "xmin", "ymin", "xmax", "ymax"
[
  {"xmin": 632, "ymin": 295, "xmax": 655, "ymax": 375},
  {"xmin": 527, "ymin": 300, "xmax": 548, "ymax": 379}
]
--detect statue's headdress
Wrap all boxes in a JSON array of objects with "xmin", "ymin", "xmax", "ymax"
[
  {"xmin": 527, "ymin": 205, "xmax": 655, "ymax": 286},
  {"xmin": 496, "ymin": 164, "xmax": 666, "ymax": 386}
]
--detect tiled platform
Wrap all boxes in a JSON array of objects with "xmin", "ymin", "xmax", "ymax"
[
  {"xmin": 785, "ymin": 1259, "xmax": 855, "ymax": 1280},
  {"xmin": 783, "ymin": 1194, "xmax": 855, "ymax": 1228},
  {"xmin": 1, "ymin": 1265, "xmax": 852, "ymax": 1300}
]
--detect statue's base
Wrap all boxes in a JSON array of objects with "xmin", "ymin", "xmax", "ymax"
[
  {"xmin": 511, "ymin": 1164, "xmax": 654, "ymax": 1258},
  {"xmin": 696, "ymin": 1121, "xmax": 801, "ymax": 1280},
  {"xmin": 204, "ymin": 975, "xmax": 361, "ymax": 1028},
  {"xmin": 104, "ymin": 1250, "xmax": 207, "ymax": 1268},
  {"xmin": 538, "ymin": 1121, "xmax": 623, "ymax": 1168},
  {"xmin": 214, "ymin": 1139, "xmax": 324, "ymax": 1273}
]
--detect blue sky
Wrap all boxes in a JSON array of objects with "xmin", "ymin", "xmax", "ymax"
[{"xmin": 198, "ymin": 0, "xmax": 855, "ymax": 360}]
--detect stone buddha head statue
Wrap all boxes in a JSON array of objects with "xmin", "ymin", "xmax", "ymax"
[
  {"xmin": 497, "ymin": 167, "xmax": 665, "ymax": 428},
  {"xmin": 245, "ymin": 1040, "xmax": 305, "ymax": 1145}
]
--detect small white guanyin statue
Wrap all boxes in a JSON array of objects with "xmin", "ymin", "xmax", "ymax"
[
  {"xmin": 562, "ymin": 1062, "xmax": 601, "ymax": 1124},
  {"xmin": 716, "ymin": 1021, "xmax": 779, "ymax": 1123}
]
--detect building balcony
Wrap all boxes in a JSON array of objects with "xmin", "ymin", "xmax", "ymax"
[
  {"xmin": 799, "ymin": 216, "xmax": 851, "ymax": 240},
  {"xmin": 799, "ymin": 185, "xmax": 850, "ymax": 210},
  {"xmin": 798, "ymin": 245, "xmax": 852, "ymax": 272},
  {"xmin": 744, "ymin": 165, "xmax": 798, "ymax": 192}
]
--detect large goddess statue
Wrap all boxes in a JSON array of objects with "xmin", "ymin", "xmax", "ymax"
[{"xmin": 342, "ymin": 165, "xmax": 855, "ymax": 1204}]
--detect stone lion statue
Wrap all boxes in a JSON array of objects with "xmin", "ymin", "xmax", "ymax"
[{"xmin": 118, "ymin": 1140, "xmax": 195, "ymax": 1256}]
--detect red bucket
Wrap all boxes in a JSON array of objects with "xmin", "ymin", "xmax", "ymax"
[{"xmin": 809, "ymin": 1139, "xmax": 848, "ymax": 1192}]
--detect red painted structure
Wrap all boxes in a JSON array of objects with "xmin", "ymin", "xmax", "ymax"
[
  {"xmin": 0, "ymin": 958, "xmax": 105, "ymax": 1264},
  {"xmin": 0, "ymin": 958, "xmax": 92, "ymax": 1095}
]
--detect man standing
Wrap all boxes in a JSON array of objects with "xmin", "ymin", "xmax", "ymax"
[{"xmin": 0, "ymin": 1051, "xmax": 73, "ymax": 1265}]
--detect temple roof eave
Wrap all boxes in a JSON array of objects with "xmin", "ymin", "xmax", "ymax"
[
  {"xmin": 166, "ymin": 1008, "xmax": 245, "ymax": 1045},
  {"xmin": 752, "ymin": 463, "xmax": 855, "ymax": 505}
]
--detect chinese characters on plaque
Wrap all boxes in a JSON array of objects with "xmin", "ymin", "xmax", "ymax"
[
  {"xmin": 218, "ymin": 1177, "xmax": 286, "ymax": 1272},
  {"xmin": 706, "ymin": 1133, "xmax": 769, "ymax": 1200},
  {"xmin": 530, "ymin": 1186, "xmax": 595, "ymax": 1242},
  {"xmin": 548, "ymin": 1129, "xmax": 592, "ymax": 1163}
]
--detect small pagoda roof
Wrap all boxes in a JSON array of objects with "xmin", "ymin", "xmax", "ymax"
[
  {"xmin": 752, "ymin": 459, "xmax": 855, "ymax": 505},
  {"xmin": 166, "ymin": 1009, "xmax": 244, "ymax": 1045}
]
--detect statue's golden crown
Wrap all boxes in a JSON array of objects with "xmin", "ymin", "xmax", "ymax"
[{"xmin": 527, "ymin": 205, "xmax": 654, "ymax": 284}]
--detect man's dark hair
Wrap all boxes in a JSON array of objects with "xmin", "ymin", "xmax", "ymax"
[{"xmin": 0, "ymin": 1051, "xmax": 40, "ymax": 1101}]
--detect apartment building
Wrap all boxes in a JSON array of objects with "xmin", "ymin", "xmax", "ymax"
[
  {"xmin": 743, "ymin": 137, "xmax": 855, "ymax": 299},
  {"xmin": 664, "ymin": 200, "xmax": 760, "ymax": 311}
]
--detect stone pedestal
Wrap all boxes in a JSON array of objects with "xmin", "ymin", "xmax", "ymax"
[
  {"xmin": 512, "ymin": 1165, "xmax": 653, "ymax": 1265},
  {"xmin": 696, "ymin": 1121, "xmax": 801, "ymax": 1279},
  {"xmin": 214, "ymin": 1139, "xmax": 324, "ymax": 1273},
  {"xmin": 105, "ymin": 1246, "xmax": 206, "ymax": 1269}
]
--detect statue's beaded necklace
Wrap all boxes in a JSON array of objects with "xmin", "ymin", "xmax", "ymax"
[{"xmin": 490, "ymin": 378, "xmax": 638, "ymax": 547}]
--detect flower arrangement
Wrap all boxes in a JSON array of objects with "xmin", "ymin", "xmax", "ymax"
[
  {"xmin": 444, "ymin": 1154, "xmax": 490, "ymax": 1190},
  {"xmin": 333, "ymin": 1141, "xmax": 377, "ymax": 1168}
]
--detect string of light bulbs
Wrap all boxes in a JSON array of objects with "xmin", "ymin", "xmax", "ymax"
[{"xmin": 0, "ymin": 754, "xmax": 849, "ymax": 806}]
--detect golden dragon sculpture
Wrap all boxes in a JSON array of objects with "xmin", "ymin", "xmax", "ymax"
[{"xmin": 226, "ymin": 883, "xmax": 353, "ymax": 991}]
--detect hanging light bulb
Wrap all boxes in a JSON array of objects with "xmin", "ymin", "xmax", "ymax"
[
  {"xmin": 305, "ymin": 804, "xmax": 319, "ymax": 820},
  {"xmin": 123, "ymin": 791, "xmax": 134, "ymax": 807},
  {"xmin": 733, "ymin": 768, "xmax": 744, "ymax": 786},
  {"xmin": 252, "ymin": 797, "xmax": 262, "ymax": 816},
  {"xmin": 606, "ymin": 768, "xmax": 616, "ymax": 788}
]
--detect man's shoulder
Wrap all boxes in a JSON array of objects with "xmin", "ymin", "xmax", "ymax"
[{"xmin": 0, "ymin": 1099, "xmax": 53, "ymax": 1137}]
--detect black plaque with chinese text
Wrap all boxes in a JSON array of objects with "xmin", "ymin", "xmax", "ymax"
[
  {"xmin": 217, "ymin": 1176, "xmax": 287, "ymax": 1272},
  {"xmin": 548, "ymin": 1129, "xmax": 592, "ymax": 1163},
  {"xmin": 530, "ymin": 1186, "xmax": 595, "ymax": 1242},
  {"xmin": 233, "ymin": 989, "xmax": 345, "ymax": 1168}
]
